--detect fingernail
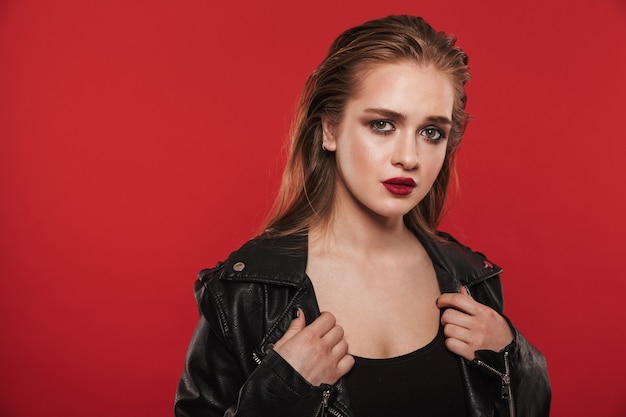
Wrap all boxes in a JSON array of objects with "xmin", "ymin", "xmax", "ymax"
[
  {"xmin": 292, "ymin": 307, "xmax": 300, "ymax": 319},
  {"xmin": 435, "ymin": 297, "xmax": 439, "ymax": 307}
]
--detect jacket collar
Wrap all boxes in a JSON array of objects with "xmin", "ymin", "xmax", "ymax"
[
  {"xmin": 419, "ymin": 231, "xmax": 502, "ymax": 293},
  {"xmin": 219, "ymin": 233, "xmax": 309, "ymax": 288},
  {"xmin": 218, "ymin": 231, "xmax": 502, "ymax": 292}
]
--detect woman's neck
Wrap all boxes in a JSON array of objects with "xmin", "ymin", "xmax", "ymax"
[{"xmin": 310, "ymin": 204, "xmax": 416, "ymax": 258}]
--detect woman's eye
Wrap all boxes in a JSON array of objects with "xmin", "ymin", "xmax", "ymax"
[
  {"xmin": 370, "ymin": 120, "xmax": 395, "ymax": 134},
  {"xmin": 420, "ymin": 126, "xmax": 446, "ymax": 142}
]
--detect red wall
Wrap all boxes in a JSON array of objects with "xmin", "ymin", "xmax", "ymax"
[{"xmin": 1, "ymin": 0, "xmax": 625, "ymax": 415}]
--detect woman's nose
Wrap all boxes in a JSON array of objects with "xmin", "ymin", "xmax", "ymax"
[{"xmin": 391, "ymin": 134, "xmax": 419, "ymax": 170}]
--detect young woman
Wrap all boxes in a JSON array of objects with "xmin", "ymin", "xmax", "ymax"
[{"xmin": 175, "ymin": 15, "xmax": 551, "ymax": 417}]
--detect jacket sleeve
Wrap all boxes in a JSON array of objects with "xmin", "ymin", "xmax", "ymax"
[
  {"xmin": 469, "ymin": 275, "xmax": 552, "ymax": 417},
  {"xmin": 506, "ymin": 323, "xmax": 552, "ymax": 417},
  {"xmin": 174, "ymin": 278, "xmax": 329, "ymax": 417}
]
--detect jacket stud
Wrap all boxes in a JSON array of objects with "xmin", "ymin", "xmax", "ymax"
[{"xmin": 233, "ymin": 262, "xmax": 245, "ymax": 272}]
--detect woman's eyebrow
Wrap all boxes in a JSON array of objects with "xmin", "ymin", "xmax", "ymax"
[
  {"xmin": 363, "ymin": 108, "xmax": 452, "ymax": 126},
  {"xmin": 363, "ymin": 108, "xmax": 407, "ymax": 120},
  {"xmin": 425, "ymin": 115, "xmax": 453, "ymax": 126}
]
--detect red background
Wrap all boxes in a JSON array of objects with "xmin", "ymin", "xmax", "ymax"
[{"xmin": 1, "ymin": 0, "xmax": 625, "ymax": 416}]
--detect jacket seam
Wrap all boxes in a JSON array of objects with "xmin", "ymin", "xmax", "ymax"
[{"xmin": 206, "ymin": 281, "xmax": 235, "ymax": 353}]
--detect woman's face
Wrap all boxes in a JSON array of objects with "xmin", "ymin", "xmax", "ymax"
[{"xmin": 323, "ymin": 60, "xmax": 454, "ymax": 223}]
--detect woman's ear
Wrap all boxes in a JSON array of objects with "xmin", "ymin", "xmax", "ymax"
[{"xmin": 321, "ymin": 118, "xmax": 337, "ymax": 152}]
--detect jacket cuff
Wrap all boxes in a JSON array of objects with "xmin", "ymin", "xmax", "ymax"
[
  {"xmin": 235, "ymin": 349, "xmax": 328, "ymax": 416},
  {"xmin": 472, "ymin": 314, "xmax": 518, "ymax": 376}
]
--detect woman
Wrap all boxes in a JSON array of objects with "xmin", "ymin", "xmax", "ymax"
[{"xmin": 175, "ymin": 15, "xmax": 551, "ymax": 417}]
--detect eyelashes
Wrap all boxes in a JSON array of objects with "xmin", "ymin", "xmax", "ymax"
[
  {"xmin": 370, "ymin": 120, "xmax": 395, "ymax": 135},
  {"xmin": 368, "ymin": 120, "xmax": 447, "ymax": 142},
  {"xmin": 419, "ymin": 126, "xmax": 446, "ymax": 142}
]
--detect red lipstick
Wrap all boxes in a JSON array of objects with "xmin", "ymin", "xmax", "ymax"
[{"xmin": 382, "ymin": 177, "xmax": 416, "ymax": 195}]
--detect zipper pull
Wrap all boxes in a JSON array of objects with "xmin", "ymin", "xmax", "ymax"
[
  {"xmin": 474, "ymin": 355, "xmax": 512, "ymax": 401},
  {"xmin": 501, "ymin": 373, "xmax": 511, "ymax": 399},
  {"xmin": 252, "ymin": 343, "xmax": 275, "ymax": 365},
  {"xmin": 320, "ymin": 386, "xmax": 331, "ymax": 417},
  {"xmin": 474, "ymin": 351, "xmax": 515, "ymax": 416},
  {"xmin": 501, "ymin": 350, "xmax": 512, "ymax": 399}
]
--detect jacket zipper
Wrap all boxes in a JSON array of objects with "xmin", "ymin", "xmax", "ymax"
[
  {"xmin": 252, "ymin": 342, "xmax": 275, "ymax": 365},
  {"xmin": 318, "ymin": 386, "xmax": 344, "ymax": 417},
  {"xmin": 474, "ymin": 351, "xmax": 515, "ymax": 417},
  {"xmin": 319, "ymin": 387, "xmax": 330, "ymax": 417}
]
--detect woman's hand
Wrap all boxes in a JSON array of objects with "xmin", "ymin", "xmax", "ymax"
[
  {"xmin": 273, "ymin": 309, "xmax": 354, "ymax": 386},
  {"xmin": 437, "ymin": 287, "xmax": 514, "ymax": 361}
]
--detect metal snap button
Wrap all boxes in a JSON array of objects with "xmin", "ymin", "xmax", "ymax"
[{"xmin": 233, "ymin": 262, "xmax": 245, "ymax": 272}]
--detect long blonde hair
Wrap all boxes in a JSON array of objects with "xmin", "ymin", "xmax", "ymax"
[{"xmin": 261, "ymin": 15, "xmax": 471, "ymax": 240}]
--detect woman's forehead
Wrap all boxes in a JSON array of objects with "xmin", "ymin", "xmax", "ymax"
[{"xmin": 346, "ymin": 61, "xmax": 454, "ymax": 120}]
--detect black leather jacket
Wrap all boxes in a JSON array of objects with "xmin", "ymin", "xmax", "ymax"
[{"xmin": 175, "ymin": 232, "xmax": 551, "ymax": 417}]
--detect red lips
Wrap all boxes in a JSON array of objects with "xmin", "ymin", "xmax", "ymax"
[{"xmin": 382, "ymin": 177, "xmax": 416, "ymax": 195}]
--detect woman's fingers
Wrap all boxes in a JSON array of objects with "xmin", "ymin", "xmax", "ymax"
[
  {"xmin": 273, "ymin": 310, "xmax": 353, "ymax": 386},
  {"xmin": 273, "ymin": 308, "xmax": 307, "ymax": 350},
  {"xmin": 436, "ymin": 291, "xmax": 477, "ymax": 315},
  {"xmin": 322, "ymin": 320, "xmax": 345, "ymax": 346},
  {"xmin": 443, "ymin": 336, "xmax": 473, "ymax": 361},
  {"xmin": 443, "ymin": 322, "xmax": 472, "ymax": 342},
  {"xmin": 307, "ymin": 311, "xmax": 338, "ymax": 334},
  {"xmin": 441, "ymin": 306, "xmax": 473, "ymax": 329},
  {"xmin": 337, "ymin": 349, "xmax": 356, "ymax": 375},
  {"xmin": 438, "ymin": 288, "xmax": 514, "ymax": 359}
]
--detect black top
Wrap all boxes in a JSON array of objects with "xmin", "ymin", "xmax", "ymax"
[{"xmin": 343, "ymin": 325, "xmax": 467, "ymax": 417}]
